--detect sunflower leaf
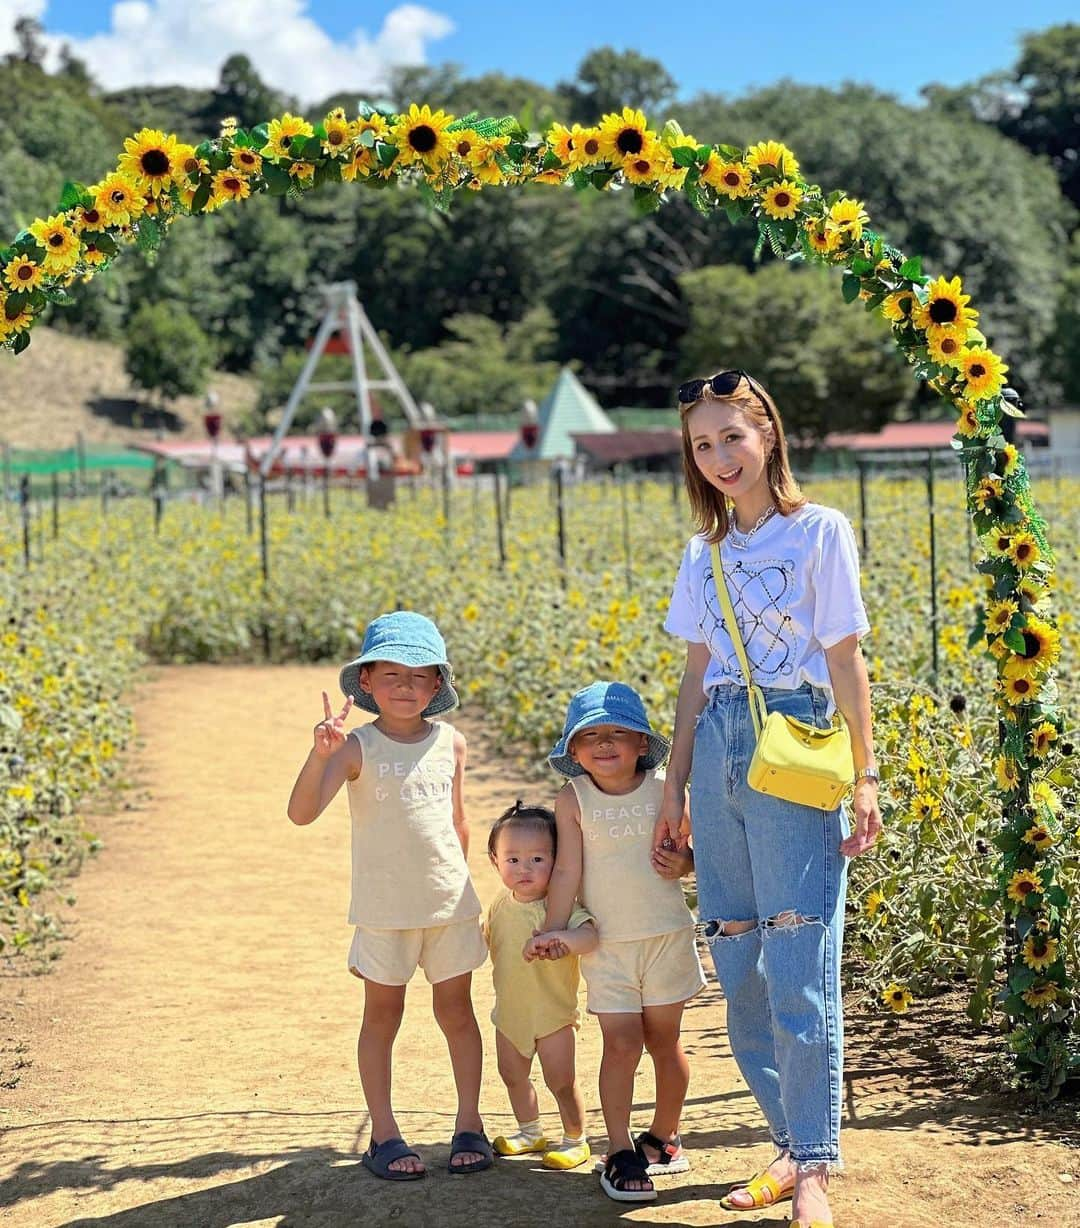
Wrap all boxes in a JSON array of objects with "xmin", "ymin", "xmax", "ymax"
[
  {"xmin": 570, "ymin": 170, "xmax": 591, "ymax": 192},
  {"xmin": 753, "ymin": 226, "xmax": 767, "ymax": 262},
  {"xmin": 841, "ymin": 273, "xmax": 861, "ymax": 303},
  {"xmin": 672, "ymin": 145, "xmax": 697, "ymax": 168},
  {"xmin": 447, "ymin": 112, "xmax": 480, "ymax": 132},
  {"xmin": 190, "ymin": 180, "xmax": 214, "ymax": 212},
  {"xmin": 300, "ymin": 137, "xmax": 323, "ymax": 160},
  {"xmin": 1003, "ymin": 628, "xmax": 1027, "ymax": 654},
  {"xmin": 58, "ymin": 181, "xmax": 87, "ymax": 211},
  {"xmin": 632, "ymin": 187, "xmax": 661, "ymax": 215},
  {"xmin": 715, "ymin": 143, "xmax": 742, "ymax": 161},
  {"xmin": 12, "ymin": 330, "xmax": 30, "ymax": 354},
  {"xmin": 376, "ymin": 142, "xmax": 399, "ymax": 169},
  {"xmin": 41, "ymin": 285, "xmax": 74, "ymax": 306},
  {"xmin": 359, "ymin": 128, "xmax": 376, "ymax": 148},
  {"xmin": 83, "ymin": 230, "xmax": 117, "ymax": 256},
  {"xmin": 136, "ymin": 217, "xmax": 161, "ymax": 253},
  {"xmin": 967, "ymin": 616, "xmax": 986, "ymax": 649},
  {"xmin": 899, "ymin": 255, "xmax": 923, "ymax": 281},
  {"xmin": 850, "ymin": 255, "xmax": 875, "ymax": 276}
]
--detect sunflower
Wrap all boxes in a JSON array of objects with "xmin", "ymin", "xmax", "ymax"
[
  {"xmin": 544, "ymin": 122, "xmax": 577, "ymax": 164},
  {"xmin": 826, "ymin": 196, "xmax": 868, "ymax": 243},
  {"xmin": 28, "ymin": 214, "xmax": 80, "ymax": 274},
  {"xmin": 955, "ymin": 404, "xmax": 981, "ymax": 437},
  {"xmin": 805, "ymin": 220, "xmax": 841, "ymax": 256},
  {"xmin": 1006, "ymin": 868, "xmax": 1042, "ymax": 903},
  {"xmin": 322, "ymin": 111, "xmax": 355, "ymax": 157},
  {"xmin": 1002, "ymin": 615, "xmax": 1060, "ymax": 679},
  {"xmin": 1007, "ymin": 532, "xmax": 1041, "ymax": 571},
  {"xmin": 212, "ymin": 170, "xmax": 251, "ymax": 205},
  {"xmin": 994, "ymin": 755, "xmax": 1020, "ymax": 793},
  {"xmin": 658, "ymin": 147, "xmax": 688, "ymax": 191},
  {"xmin": 972, "ymin": 475, "xmax": 1002, "ymax": 512},
  {"xmin": 1030, "ymin": 722, "xmax": 1058, "ymax": 758},
  {"xmin": 881, "ymin": 291, "xmax": 916, "ymax": 323},
  {"xmin": 760, "ymin": 179, "xmax": 803, "ymax": 220},
  {"xmin": 391, "ymin": 103, "xmax": 454, "ymax": 169},
  {"xmin": 598, "ymin": 107, "xmax": 655, "ymax": 162},
  {"xmin": 702, "ymin": 157, "xmax": 752, "ymax": 198},
  {"xmin": 913, "ymin": 275, "xmax": 979, "ymax": 336},
  {"xmin": 882, "ymin": 983, "xmax": 913, "ymax": 1013},
  {"xmin": 70, "ymin": 203, "xmax": 105, "ymax": 232},
  {"xmin": 1032, "ymin": 781, "xmax": 1061, "ymax": 814},
  {"xmin": 927, "ymin": 324, "xmax": 968, "ymax": 366},
  {"xmin": 263, "ymin": 112, "xmax": 315, "ymax": 160},
  {"xmin": 288, "ymin": 161, "xmax": 316, "ymax": 183},
  {"xmin": 471, "ymin": 159, "xmax": 505, "ymax": 186},
  {"xmin": 532, "ymin": 168, "xmax": 568, "ymax": 186},
  {"xmin": 81, "ymin": 241, "xmax": 108, "ymax": 266},
  {"xmin": 340, "ymin": 145, "xmax": 374, "ymax": 183},
  {"xmin": 1002, "ymin": 673, "xmax": 1042, "ymax": 706},
  {"xmin": 231, "ymin": 147, "xmax": 263, "ymax": 176},
  {"xmin": 1019, "ymin": 577, "xmax": 1049, "ymax": 607},
  {"xmin": 864, "ymin": 889, "xmax": 887, "ymax": 919},
  {"xmin": 118, "ymin": 128, "xmax": 182, "ymax": 195},
  {"xmin": 1023, "ymin": 822, "xmax": 1056, "ymax": 851},
  {"xmin": 910, "ymin": 793, "xmax": 941, "ymax": 823},
  {"xmin": 0, "ymin": 294, "xmax": 33, "ymax": 333},
  {"xmin": 177, "ymin": 148, "xmax": 209, "ymax": 180},
  {"xmin": 3, "ymin": 255, "xmax": 43, "ymax": 293},
  {"xmin": 621, "ymin": 140, "xmax": 665, "ymax": 185},
  {"xmin": 1021, "ymin": 982, "xmax": 1058, "ymax": 1010},
  {"xmin": 357, "ymin": 112, "xmax": 390, "ymax": 142},
  {"xmin": 570, "ymin": 127, "xmax": 605, "ymax": 167},
  {"xmin": 984, "ymin": 598, "xmax": 1018, "ymax": 633},
  {"xmin": 959, "ymin": 347, "xmax": 1008, "ymax": 401},
  {"xmin": 745, "ymin": 139, "xmax": 800, "ymax": 180},
  {"xmin": 448, "ymin": 128, "xmax": 482, "ymax": 163},
  {"xmin": 94, "ymin": 173, "xmax": 145, "ymax": 226}
]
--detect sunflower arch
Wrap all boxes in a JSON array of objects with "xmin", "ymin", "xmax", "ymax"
[{"xmin": 0, "ymin": 102, "xmax": 1070, "ymax": 1090}]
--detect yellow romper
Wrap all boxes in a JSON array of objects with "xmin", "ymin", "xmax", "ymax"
[{"xmin": 486, "ymin": 888, "xmax": 593, "ymax": 1059}]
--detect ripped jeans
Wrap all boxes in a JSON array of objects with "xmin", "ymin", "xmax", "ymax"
[{"xmin": 691, "ymin": 683, "xmax": 848, "ymax": 1169}]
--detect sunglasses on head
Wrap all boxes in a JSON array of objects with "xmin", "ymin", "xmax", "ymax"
[{"xmin": 677, "ymin": 369, "xmax": 772, "ymax": 418}]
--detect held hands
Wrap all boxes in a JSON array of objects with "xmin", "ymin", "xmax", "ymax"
[
  {"xmin": 651, "ymin": 838, "xmax": 693, "ymax": 880},
  {"xmin": 840, "ymin": 779, "xmax": 883, "ymax": 858},
  {"xmin": 523, "ymin": 929, "xmax": 570, "ymax": 962},
  {"xmin": 656, "ymin": 791, "xmax": 691, "ymax": 851},
  {"xmin": 313, "ymin": 691, "xmax": 353, "ymax": 758}
]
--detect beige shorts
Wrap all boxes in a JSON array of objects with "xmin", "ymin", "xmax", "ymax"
[
  {"xmin": 348, "ymin": 917, "xmax": 487, "ymax": 987},
  {"xmin": 581, "ymin": 928, "xmax": 705, "ymax": 1014}
]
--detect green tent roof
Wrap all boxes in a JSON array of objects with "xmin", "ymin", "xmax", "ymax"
[{"xmin": 510, "ymin": 367, "xmax": 615, "ymax": 461}]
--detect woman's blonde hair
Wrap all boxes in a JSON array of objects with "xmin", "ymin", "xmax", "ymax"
[{"xmin": 679, "ymin": 373, "xmax": 806, "ymax": 543}]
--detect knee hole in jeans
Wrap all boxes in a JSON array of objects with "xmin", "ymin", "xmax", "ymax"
[
  {"xmin": 763, "ymin": 911, "xmax": 823, "ymax": 933},
  {"xmin": 702, "ymin": 917, "xmax": 757, "ymax": 940}
]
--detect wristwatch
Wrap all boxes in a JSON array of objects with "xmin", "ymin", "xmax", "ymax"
[{"xmin": 854, "ymin": 767, "xmax": 880, "ymax": 784}]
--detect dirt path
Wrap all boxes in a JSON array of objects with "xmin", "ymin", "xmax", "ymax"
[{"xmin": 1, "ymin": 665, "xmax": 1076, "ymax": 1228}]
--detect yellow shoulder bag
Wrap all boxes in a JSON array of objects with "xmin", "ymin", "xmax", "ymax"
[{"xmin": 711, "ymin": 541, "xmax": 853, "ymax": 810}]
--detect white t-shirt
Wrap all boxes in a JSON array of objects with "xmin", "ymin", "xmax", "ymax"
[{"xmin": 664, "ymin": 503, "xmax": 869, "ymax": 700}]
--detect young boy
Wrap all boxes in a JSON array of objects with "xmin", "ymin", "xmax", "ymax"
[
  {"xmin": 536, "ymin": 681, "xmax": 704, "ymax": 1203},
  {"xmin": 287, "ymin": 610, "xmax": 492, "ymax": 1180},
  {"xmin": 485, "ymin": 800, "xmax": 597, "ymax": 1170}
]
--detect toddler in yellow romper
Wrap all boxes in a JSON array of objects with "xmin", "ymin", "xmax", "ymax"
[{"xmin": 485, "ymin": 800, "xmax": 598, "ymax": 1170}]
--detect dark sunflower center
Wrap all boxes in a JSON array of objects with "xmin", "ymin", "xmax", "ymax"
[
  {"xmin": 240, "ymin": 152, "xmax": 255, "ymax": 164},
  {"xmin": 1015, "ymin": 679, "xmax": 1031, "ymax": 693},
  {"xmin": 225, "ymin": 177, "xmax": 241, "ymax": 191},
  {"xmin": 774, "ymin": 191, "xmax": 791, "ymax": 207},
  {"xmin": 456, "ymin": 140, "xmax": 472, "ymax": 156},
  {"xmin": 49, "ymin": 233, "xmax": 65, "ymax": 247},
  {"xmin": 616, "ymin": 129, "xmax": 643, "ymax": 155},
  {"xmin": 409, "ymin": 124, "xmax": 437, "ymax": 153},
  {"xmin": 17, "ymin": 265, "xmax": 32, "ymax": 280},
  {"xmin": 142, "ymin": 149, "xmax": 170, "ymax": 176},
  {"xmin": 328, "ymin": 131, "xmax": 343, "ymax": 145},
  {"xmin": 84, "ymin": 209, "xmax": 101, "ymax": 224},
  {"xmin": 929, "ymin": 299, "xmax": 957, "ymax": 324},
  {"xmin": 969, "ymin": 362, "xmax": 986, "ymax": 379},
  {"xmin": 941, "ymin": 337, "xmax": 958, "ymax": 354},
  {"xmin": 633, "ymin": 160, "xmax": 649, "ymax": 174},
  {"xmin": 111, "ymin": 190, "xmax": 126, "ymax": 203},
  {"xmin": 584, "ymin": 138, "xmax": 599, "ymax": 156},
  {"xmin": 723, "ymin": 172, "xmax": 740, "ymax": 186},
  {"xmin": 184, "ymin": 158, "xmax": 200, "ymax": 174},
  {"xmin": 1020, "ymin": 632, "xmax": 1041, "ymax": 658},
  {"xmin": 87, "ymin": 245, "xmax": 98, "ymax": 254}
]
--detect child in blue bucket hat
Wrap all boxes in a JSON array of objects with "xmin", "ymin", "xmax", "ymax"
[
  {"xmin": 287, "ymin": 611, "xmax": 492, "ymax": 1180},
  {"xmin": 531, "ymin": 681, "xmax": 704, "ymax": 1204}
]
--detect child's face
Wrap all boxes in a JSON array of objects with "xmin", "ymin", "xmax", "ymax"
[
  {"xmin": 570, "ymin": 724, "xmax": 648, "ymax": 786},
  {"xmin": 490, "ymin": 826, "xmax": 555, "ymax": 903},
  {"xmin": 360, "ymin": 661, "xmax": 441, "ymax": 720}
]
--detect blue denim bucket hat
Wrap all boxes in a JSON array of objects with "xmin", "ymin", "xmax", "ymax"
[
  {"xmin": 340, "ymin": 611, "xmax": 458, "ymax": 718},
  {"xmin": 548, "ymin": 681, "xmax": 670, "ymax": 777}
]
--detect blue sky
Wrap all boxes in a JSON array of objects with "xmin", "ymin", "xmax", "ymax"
[{"xmin": 16, "ymin": 0, "xmax": 1078, "ymax": 104}]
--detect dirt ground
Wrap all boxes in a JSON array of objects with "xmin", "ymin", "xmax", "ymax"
[{"xmin": 1, "ymin": 664, "xmax": 1077, "ymax": 1228}]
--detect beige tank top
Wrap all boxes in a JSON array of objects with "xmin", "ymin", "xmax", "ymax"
[
  {"xmin": 346, "ymin": 721, "xmax": 481, "ymax": 929},
  {"xmin": 571, "ymin": 769, "xmax": 694, "ymax": 942}
]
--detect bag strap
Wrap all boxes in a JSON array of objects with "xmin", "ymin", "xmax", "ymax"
[{"xmin": 711, "ymin": 541, "xmax": 769, "ymax": 737}]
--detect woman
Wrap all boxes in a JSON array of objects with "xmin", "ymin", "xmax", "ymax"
[{"xmin": 658, "ymin": 370, "xmax": 881, "ymax": 1228}]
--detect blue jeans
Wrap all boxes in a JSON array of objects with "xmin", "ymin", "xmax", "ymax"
[{"xmin": 690, "ymin": 682, "xmax": 848, "ymax": 1168}]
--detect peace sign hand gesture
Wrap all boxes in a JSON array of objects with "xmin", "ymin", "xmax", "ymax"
[{"xmin": 313, "ymin": 691, "xmax": 353, "ymax": 758}]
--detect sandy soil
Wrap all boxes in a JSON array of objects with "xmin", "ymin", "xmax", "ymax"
[
  {"xmin": 0, "ymin": 663, "xmax": 1077, "ymax": 1228},
  {"xmin": 0, "ymin": 327, "xmax": 256, "ymax": 449}
]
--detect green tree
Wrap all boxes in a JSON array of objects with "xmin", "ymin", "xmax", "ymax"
[
  {"xmin": 124, "ymin": 302, "xmax": 214, "ymax": 404},
  {"xmin": 679, "ymin": 263, "xmax": 914, "ymax": 444},
  {"xmin": 558, "ymin": 47, "xmax": 675, "ymax": 124},
  {"xmin": 924, "ymin": 23, "xmax": 1080, "ymax": 211},
  {"xmin": 206, "ymin": 54, "xmax": 295, "ymax": 131},
  {"xmin": 1045, "ymin": 231, "xmax": 1080, "ymax": 403}
]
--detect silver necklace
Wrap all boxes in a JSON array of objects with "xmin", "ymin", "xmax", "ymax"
[{"xmin": 728, "ymin": 504, "xmax": 777, "ymax": 550}]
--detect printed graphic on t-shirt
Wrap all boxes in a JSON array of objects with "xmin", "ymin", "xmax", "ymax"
[
  {"xmin": 584, "ymin": 797, "xmax": 658, "ymax": 842},
  {"xmin": 372, "ymin": 752, "xmax": 455, "ymax": 805},
  {"xmin": 703, "ymin": 557, "xmax": 796, "ymax": 680}
]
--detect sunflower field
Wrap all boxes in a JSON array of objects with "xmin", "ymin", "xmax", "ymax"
[{"xmin": 1, "ymin": 472, "xmax": 1076, "ymax": 1084}]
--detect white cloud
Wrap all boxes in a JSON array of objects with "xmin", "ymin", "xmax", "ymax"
[
  {"xmin": 27, "ymin": 0, "xmax": 454, "ymax": 104},
  {"xmin": 0, "ymin": 0, "xmax": 46, "ymax": 57}
]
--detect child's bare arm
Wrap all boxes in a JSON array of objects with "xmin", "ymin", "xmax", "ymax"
[
  {"xmin": 543, "ymin": 784, "xmax": 583, "ymax": 931},
  {"xmin": 287, "ymin": 692, "xmax": 360, "ymax": 825},
  {"xmin": 526, "ymin": 919, "xmax": 599, "ymax": 962},
  {"xmin": 451, "ymin": 729, "xmax": 468, "ymax": 856}
]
